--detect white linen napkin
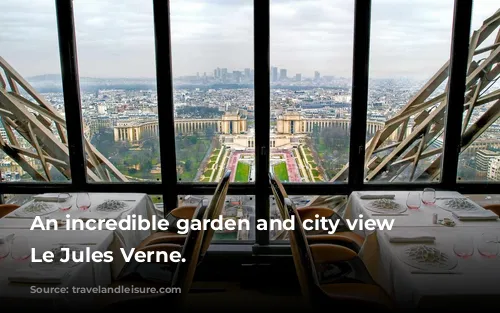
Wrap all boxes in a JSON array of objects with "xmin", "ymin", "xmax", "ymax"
[
  {"xmin": 452, "ymin": 210, "xmax": 499, "ymax": 221},
  {"xmin": 8, "ymin": 268, "xmax": 68, "ymax": 284},
  {"xmin": 359, "ymin": 194, "xmax": 395, "ymax": 199},
  {"xmin": 32, "ymin": 193, "xmax": 70, "ymax": 202},
  {"xmin": 385, "ymin": 230, "xmax": 435, "ymax": 243}
]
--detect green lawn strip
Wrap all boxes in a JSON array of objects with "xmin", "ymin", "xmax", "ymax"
[
  {"xmin": 234, "ymin": 162, "xmax": 250, "ymax": 182},
  {"xmin": 273, "ymin": 162, "xmax": 289, "ymax": 181}
]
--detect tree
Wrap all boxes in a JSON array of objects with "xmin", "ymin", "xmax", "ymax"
[{"xmin": 185, "ymin": 159, "xmax": 193, "ymax": 172}]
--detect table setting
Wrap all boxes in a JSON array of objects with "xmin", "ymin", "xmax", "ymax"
[
  {"xmin": 0, "ymin": 193, "xmax": 157, "ymax": 278},
  {"xmin": 345, "ymin": 188, "xmax": 500, "ymax": 308},
  {"xmin": 0, "ymin": 229, "xmax": 113, "ymax": 310}
]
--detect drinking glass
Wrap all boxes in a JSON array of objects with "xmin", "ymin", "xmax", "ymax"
[
  {"xmin": 76, "ymin": 193, "xmax": 91, "ymax": 211},
  {"xmin": 57, "ymin": 193, "xmax": 72, "ymax": 211},
  {"xmin": 422, "ymin": 188, "xmax": 436, "ymax": 205},
  {"xmin": 11, "ymin": 236, "xmax": 30, "ymax": 261},
  {"xmin": 0, "ymin": 236, "xmax": 10, "ymax": 260},
  {"xmin": 406, "ymin": 192, "xmax": 421, "ymax": 210},
  {"xmin": 478, "ymin": 233, "xmax": 499, "ymax": 258},
  {"xmin": 453, "ymin": 235, "xmax": 474, "ymax": 259}
]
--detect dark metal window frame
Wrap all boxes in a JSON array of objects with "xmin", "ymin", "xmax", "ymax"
[{"xmin": 1, "ymin": 0, "xmax": 494, "ymax": 251}]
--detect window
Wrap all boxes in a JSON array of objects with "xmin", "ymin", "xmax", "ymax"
[
  {"xmin": 171, "ymin": 0, "xmax": 255, "ymax": 183},
  {"xmin": 270, "ymin": 0, "xmax": 354, "ymax": 183},
  {"xmin": 457, "ymin": 0, "xmax": 500, "ymax": 182},
  {"xmin": 178, "ymin": 195, "xmax": 255, "ymax": 241},
  {"xmin": 0, "ymin": 0, "xmax": 70, "ymax": 183},
  {"xmin": 364, "ymin": 0, "xmax": 454, "ymax": 184},
  {"xmin": 1, "ymin": 0, "xmax": 498, "ymax": 247},
  {"xmin": 74, "ymin": 0, "xmax": 160, "ymax": 183}
]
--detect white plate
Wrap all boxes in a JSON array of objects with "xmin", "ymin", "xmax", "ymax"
[
  {"xmin": 14, "ymin": 201, "xmax": 59, "ymax": 217},
  {"xmin": 399, "ymin": 245, "xmax": 457, "ymax": 271},
  {"xmin": 365, "ymin": 199, "xmax": 407, "ymax": 214}
]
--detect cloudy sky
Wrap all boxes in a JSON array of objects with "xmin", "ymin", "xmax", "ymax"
[{"xmin": 0, "ymin": 0, "xmax": 498, "ymax": 80}]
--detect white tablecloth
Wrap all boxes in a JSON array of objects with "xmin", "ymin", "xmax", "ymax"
[
  {"xmin": 0, "ymin": 229, "xmax": 113, "ymax": 310},
  {"xmin": 345, "ymin": 191, "xmax": 500, "ymax": 236},
  {"xmin": 344, "ymin": 191, "xmax": 500, "ymax": 308},
  {"xmin": 369, "ymin": 227, "xmax": 500, "ymax": 308},
  {"xmin": 3, "ymin": 193, "xmax": 157, "ymax": 278}
]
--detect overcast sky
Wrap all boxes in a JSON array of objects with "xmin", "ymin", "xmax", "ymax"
[{"xmin": 0, "ymin": 0, "xmax": 498, "ymax": 80}]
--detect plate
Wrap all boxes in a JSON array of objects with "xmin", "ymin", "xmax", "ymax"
[
  {"xmin": 14, "ymin": 201, "xmax": 59, "ymax": 217},
  {"xmin": 94, "ymin": 200, "xmax": 130, "ymax": 214},
  {"xmin": 365, "ymin": 199, "xmax": 407, "ymax": 214},
  {"xmin": 399, "ymin": 245, "xmax": 457, "ymax": 270},
  {"xmin": 438, "ymin": 198, "xmax": 483, "ymax": 212}
]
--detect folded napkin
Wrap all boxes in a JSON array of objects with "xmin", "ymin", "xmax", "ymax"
[
  {"xmin": 359, "ymin": 194, "xmax": 395, "ymax": 200},
  {"xmin": 8, "ymin": 268, "xmax": 68, "ymax": 284},
  {"xmin": 385, "ymin": 231, "xmax": 435, "ymax": 243},
  {"xmin": 32, "ymin": 193, "xmax": 70, "ymax": 202},
  {"xmin": 452, "ymin": 210, "xmax": 499, "ymax": 221}
]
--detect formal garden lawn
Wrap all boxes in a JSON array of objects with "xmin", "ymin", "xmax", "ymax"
[
  {"xmin": 273, "ymin": 162, "xmax": 289, "ymax": 182},
  {"xmin": 234, "ymin": 162, "xmax": 250, "ymax": 182}
]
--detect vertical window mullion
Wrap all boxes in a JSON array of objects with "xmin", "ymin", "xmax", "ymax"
[
  {"xmin": 153, "ymin": 0, "xmax": 178, "ymax": 215},
  {"xmin": 348, "ymin": 0, "xmax": 372, "ymax": 189},
  {"xmin": 254, "ymin": 0, "xmax": 271, "ymax": 246},
  {"xmin": 441, "ymin": 0, "xmax": 473, "ymax": 188},
  {"xmin": 55, "ymin": 0, "xmax": 87, "ymax": 189}
]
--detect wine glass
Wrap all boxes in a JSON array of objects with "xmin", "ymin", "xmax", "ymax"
[
  {"xmin": 478, "ymin": 233, "xmax": 498, "ymax": 258},
  {"xmin": 76, "ymin": 193, "xmax": 91, "ymax": 211},
  {"xmin": 422, "ymin": 188, "xmax": 436, "ymax": 205},
  {"xmin": 453, "ymin": 235, "xmax": 474, "ymax": 259},
  {"xmin": 11, "ymin": 236, "xmax": 31, "ymax": 261},
  {"xmin": 406, "ymin": 192, "xmax": 421, "ymax": 210},
  {"xmin": 57, "ymin": 193, "xmax": 72, "ymax": 211},
  {"xmin": 0, "ymin": 236, "xmax": 10, "ymax": 260}
]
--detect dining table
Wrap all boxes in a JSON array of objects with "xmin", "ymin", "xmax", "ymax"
[
  {"xmin": 0, "ymin": 193, "xmax": 159, "ymax": 278},
  {"xmin": 0, "ymin": 228, "xmax": 114, "ymax": 311},
  {"xmin": 344, "ymin": 190, "xmax": 500, "ymax": 309}
]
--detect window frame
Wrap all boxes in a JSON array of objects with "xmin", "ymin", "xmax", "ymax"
[{"xmin": 2, "ymin": 0, "xmax": 494, "ymax": 252}]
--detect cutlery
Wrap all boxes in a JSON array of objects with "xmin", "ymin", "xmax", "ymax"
[
  {"xmin": 53, "ymin": 243, "xmax": 97, "ymax": 246},
  {"xmin": 411, "ymin": 270, "xmax": 461, "ymax": 274},
  {"xmin": 5, "ymin": 216, "xmax": 34, "ymax": 219},
  {"xmin": 371, "ymin": 213, "xmax": 409, "ymax": 216}
]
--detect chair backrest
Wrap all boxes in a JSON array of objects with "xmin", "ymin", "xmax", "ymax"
[
  {"xmin": 269, "ymin": 172, "xmax": 288, "ymax": 220},
  {"xmin": 199, "ymin": 170, "xmax": 231, "ymax": 258},
  {"xmin": 284, "ymin": 197, "xmax": 322, "ymax": 303},
  {"xmin": 171, "ymin": 199, "xmax": 208, "ymax": 298}
]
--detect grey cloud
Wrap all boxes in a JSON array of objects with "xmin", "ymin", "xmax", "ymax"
[{"xmin": 0, "ymin": 0, "xmax": 498, "ymax": 79}]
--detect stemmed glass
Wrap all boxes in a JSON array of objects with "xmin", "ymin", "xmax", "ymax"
[
  {"xmin": 422, "ymin": 188, "xmax": 436, "ymax": 205},
  {"xmin": 11, "ymin": 236, "xmax": 30, "ymax": 261},
  {"xmin": 0, "ymin": 236, "xmax": 10, "ymax": 260},
  {"xmin": 406, "ymin": 192, "xmax": 421, "ymax": 210},
  {"xmin": 76, "ymin": 193, "xmax": 91, "ymax": 211},
  {"xmin": 453, "ymin": 235, "xmax": 474, "ymax": 259},
  {"xmin": 57, "ymin": 193, "xmax": 72, "ymax": 211},
  {"xmin": 478, "ymin": 233, "xmax": 499, "ymax": 258}
]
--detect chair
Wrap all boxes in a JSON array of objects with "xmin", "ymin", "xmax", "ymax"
[
  {"xmin": 284, "ymin": 197, "xmax": 394, "ymax": 311},
  {"xmin": 269, "ymin": 173, "xmax": 363, "ymax": 252},
  {"xmin": 118, "ymin": 171, "xmax": 231, "ymax": 282},
  {"xmin": 0, "ymin": 204, "xmax": 20, "ymax": 218},
  {"xmin": 483, "ymin": 204, "xmax": 500, "ymax": 216},
  {"xmin": 137, "ymin": 170, "xmax": 231, "ymax": 262},
  {"xmin": 101, "ymin": 198, "xmax": 207, "ymax": 310}
]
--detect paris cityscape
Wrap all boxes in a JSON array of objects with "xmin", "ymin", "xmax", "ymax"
[{"xmin": 1, "ymin": 64, "xmax": 499, "ymax": 240}]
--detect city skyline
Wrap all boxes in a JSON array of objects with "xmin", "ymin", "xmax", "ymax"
[{"xmin": 1, "ymin": 0, "xmax": 498, "ymax": 79}]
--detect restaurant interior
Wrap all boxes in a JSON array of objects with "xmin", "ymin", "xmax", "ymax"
[{"xmin": 1, "ymin": 0, "xmax": 500, "ymax": 311}]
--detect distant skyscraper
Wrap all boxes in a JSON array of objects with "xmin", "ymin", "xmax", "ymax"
[
  {"xmin": 214, "ymin": 69, "xmax": 217, "ymax": 78},
  {"xmin": 295, "ymin": 73, "xmax": 301, "ymax": 82},
  {"xmin": 279, "ymin": 69, "xmax": 287, "ymax": 81},
  {"xmin": 221, "ymin": 68, "xmax": 228, "ymax": 81},
  {"xmin": 314, "ymin": 71, "xmax": 320, "ymax": 80},
  {"xmin": 244, "ymin": 68, "xmax": 251, "ymax": 79},
  {"xmin": 233, "ymin": 71, "xmax": 242, "ymax": 83},
  {"xmin": 271, "ymin": 67, "xmax": 278, "ymax": 82}
]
